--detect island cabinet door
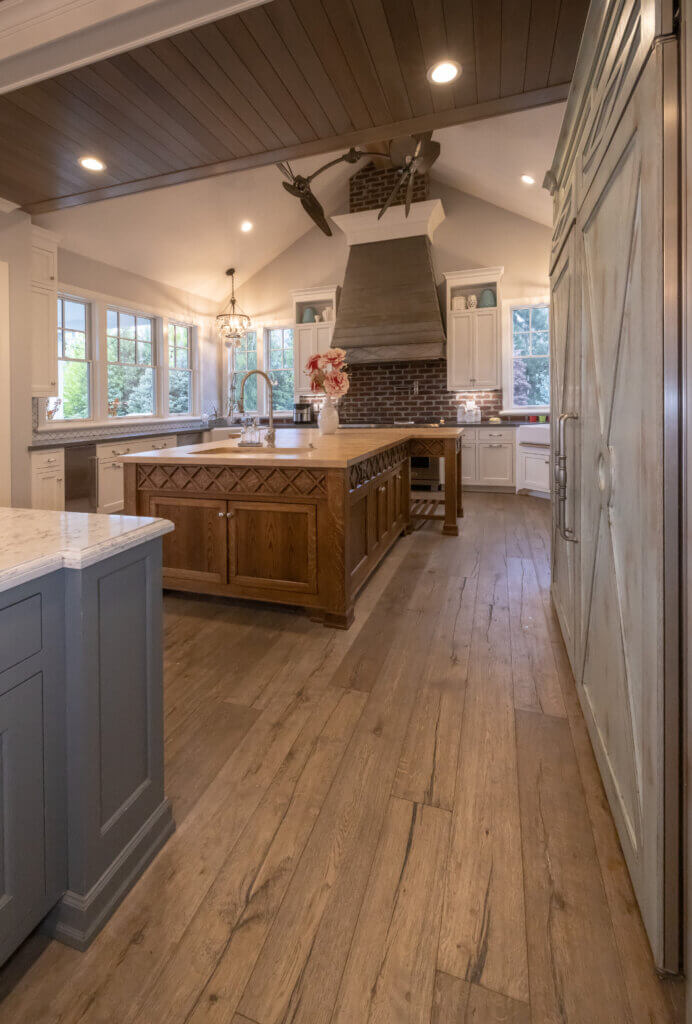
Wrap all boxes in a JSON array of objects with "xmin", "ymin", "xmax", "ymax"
[
  {"xmin": 374, "ymin": 467, "xmax": 404, "ymax": 546},
  {"xmin": 227, "ymin": 501, "xmax": 318, "ymax": 595},
  {"xmin": 147, "ymin": 496, "xmax": 228, "ymax": 584}
]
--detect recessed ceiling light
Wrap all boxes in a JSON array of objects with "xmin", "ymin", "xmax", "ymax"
[
  {"xmin": 79, "ymin": 156, "xmax": 105, "ymax": 172},
  {"xmin": 427, "ymin": 60, "xmax": 461, "ymax": 85},
  {"xmin": 521, "ymin": 174, "xmax": 536, "ymax": 185},
  {"xmin": 240, "ymin": 220, "xmax": 253, "ymax": 232}
]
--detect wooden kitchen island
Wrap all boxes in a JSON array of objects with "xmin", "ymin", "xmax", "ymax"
[{"xmin": 122, "ymin": 427, "xmax": 463, "ymax": 628}]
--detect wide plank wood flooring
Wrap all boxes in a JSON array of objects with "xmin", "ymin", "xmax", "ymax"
[{"xmin": 0, "ymin": 492, "xmax": 683, "ymax": 1023}]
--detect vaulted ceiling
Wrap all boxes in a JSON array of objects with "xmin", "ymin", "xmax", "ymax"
[{"xmin": 0, "ymin": 0, "xmax": 588, "ymax": 214}]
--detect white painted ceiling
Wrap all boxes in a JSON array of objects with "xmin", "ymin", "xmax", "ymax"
[
  {"xmin": 433, "ymin": 103, "xmax": 566, "ymax": 228},
  {"xmin": 36, "ymin": 150, "xmax": 354, "ymax": 301},
  {"xmin": 35, "ymin": 104, "xmax": 565, "ymax": 303}
]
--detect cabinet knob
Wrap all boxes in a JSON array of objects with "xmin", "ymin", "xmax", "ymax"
[
  {"xmin": 227, "ymin": 510, "xmax": 235, "ymax": 518},
  {"xmin": 217, "ymin": 511, "xmax": 225, "ymax": 518},
  {"xmin": 56, "ymin": 477, "xmax": 63, "ymax": 483}
]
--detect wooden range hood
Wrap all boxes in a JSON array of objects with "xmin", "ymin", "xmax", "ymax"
[{"xmin": 331, "ymin": 200, "xmax": 446, "ymax": 363}]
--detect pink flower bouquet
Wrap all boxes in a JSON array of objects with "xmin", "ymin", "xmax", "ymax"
[{"xmin": 306, "ymin": 348, "xmax": 350, "ymax": 398}]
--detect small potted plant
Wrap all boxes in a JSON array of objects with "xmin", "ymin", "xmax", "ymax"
[{"xmin": 306, "ymin": 348, "xmax": 349, "ymax": 435}]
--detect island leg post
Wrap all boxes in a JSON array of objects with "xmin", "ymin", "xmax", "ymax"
[
  {"xmin": 443, "ymin": 437, "xmax": 460, "ymax": 536},
  {"xmin": 456, "ymin": 443, "xmax": 463, "ymax": 518}
]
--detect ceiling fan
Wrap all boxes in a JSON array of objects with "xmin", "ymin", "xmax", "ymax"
[
  {"xmin": 276, "ymin": 133, "xmax": 440, "ymax": 235},
  {"xmin": 378, "ymin": 132, "xmax": 441, "ymax": 219}
]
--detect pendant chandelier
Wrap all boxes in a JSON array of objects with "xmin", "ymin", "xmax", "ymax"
[{"xmin": 216, "ymin": 268, "xmax": 251, "ymax": 345}]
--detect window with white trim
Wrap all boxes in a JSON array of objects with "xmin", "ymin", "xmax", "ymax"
[
  {"xmin": 504, "ymin": 299, "xmax": 550, "ymax": 410},
  {"xmin": 265, "ymin": 327, "xmax": 294, "ymax": 412},
  {"xmin": 106, "ymin": 308, "xmax": 155, "ymax": 417},
  {"xmin": 231, "ymin": 330, "xmax": 259, "ymax": 412},
  {"xmin": 48, "ymin": 297, "xmax": 91, "ymax": 421},
  {"xmin": 168, "ymin": 322, "xmax": 193, "ymax": 415}
]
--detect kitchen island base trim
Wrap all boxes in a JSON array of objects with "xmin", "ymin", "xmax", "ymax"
[{"xmin": 43, "ymin": 800, "xmax": 174, "ymax": 951}]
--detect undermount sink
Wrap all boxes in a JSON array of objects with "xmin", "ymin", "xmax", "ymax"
[{"xmin": 200, "ymin": 445, "xmax": 315, "ymax": 456}]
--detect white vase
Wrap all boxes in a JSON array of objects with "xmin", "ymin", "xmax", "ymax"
[{"xmin": 318, "ymin": 396, "xmax": 339, "ymax": 435}]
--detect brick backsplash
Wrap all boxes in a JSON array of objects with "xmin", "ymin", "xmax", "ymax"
[
  {"xmin": 339, "ymin": 359, "xmax": 503, "ymax": 423},
  {"xmin": 349, "ymin": 162, "xmax": 429, "ymax": 213}
]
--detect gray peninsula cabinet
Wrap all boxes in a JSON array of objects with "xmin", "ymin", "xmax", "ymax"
[{"xmin": 0, "ymin": 508, "xmax": 174, "ymax": 963}]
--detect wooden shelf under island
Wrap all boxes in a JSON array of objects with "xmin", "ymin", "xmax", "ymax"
[{"xmin": 122, "ymin": 427, "xmax": 463, "ymax": 628}]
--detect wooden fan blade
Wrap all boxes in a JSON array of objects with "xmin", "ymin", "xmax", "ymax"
[
  {"xmin": 378, "ymin": 172, "xmax": 405, "ymax": 219},
  {"xmin": 301, "ymin": 191, "xmax": 332, "ymax": 236},
  {"xmin": 413, "ymin": 140, "xmax": 441, "ymax": 174},
  {"xmin": 405, "ymin": 171, "xmax": 414, "ymax": 216}
]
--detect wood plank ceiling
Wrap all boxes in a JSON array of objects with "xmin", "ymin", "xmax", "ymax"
[{"xmin": 0, "ymin": 0, "xmax": 588, "ymax": 214}]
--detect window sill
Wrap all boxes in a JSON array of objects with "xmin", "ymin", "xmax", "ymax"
[
  {"xmin": 500, "ymin": 408, "xmax": 550, "ymax": 416},
  {"xmin": 36, "ymin": 415, "xmax": 203, "ymax": 433}
]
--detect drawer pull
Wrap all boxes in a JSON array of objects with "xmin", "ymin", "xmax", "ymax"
[{"xmin": 489, "ymin": 443, "xmax": 503, "ymax": 449}]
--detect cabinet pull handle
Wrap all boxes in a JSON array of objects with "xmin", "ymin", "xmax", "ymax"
[
  {"xmin": 111, "ymin": 461, "xmax": 120, "ymax": 468},
  {"xmin": 489, "ymin": 443, "xmax": 503, "ymax": 448},
  {"xmin": 555, "ymin": 412, "xmax": 578, "ymax": 543},
  {"xmin": 56, "ymin": 477, "xmax": 63, "ymax": 483}
]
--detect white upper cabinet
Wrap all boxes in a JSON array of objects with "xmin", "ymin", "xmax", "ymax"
[
  {"xmin": 292, "ymin": 285, "xmax": 339, "ymax": 397},
  {"xmin": 447, "ymin": 312, "xmax": 473, "ymax": 389},
  {"xmin": 30, "ymin": 227, "xmax": 59, "ymax": 398},
  {"xmin": 444, "ymin": 267, "xmax": 503, "ymax": 391}
]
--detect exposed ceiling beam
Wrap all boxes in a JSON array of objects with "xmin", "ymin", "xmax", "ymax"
[
  {"xmin": 0, "ymin": 0, "xmax": 270, "ymax": 93},
  {"xmin": 22, "ymin": 83, "xmax": 569, "ymax": 215}
]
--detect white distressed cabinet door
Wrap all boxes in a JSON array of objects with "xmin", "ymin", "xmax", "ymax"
[
  {"xmin": 472, "ymin": 308, "xmax": 499, "ymax": 388},
  {"xmin": 98, "ymin": 461, "xmax": 125, "ymax": 513},
  {"xmin": 295, "ymin": 324, "xmax": 317, "ymax": 394},
  {"xmin": 477, "ymin": 443, "xmax": 513, "ymax": 485},
  {"xmin": 31, "ymin": 284, "xmax": 58, "ymax": 398},
  {"xmin": 446, "ymin": 312, "xmax": 473, "ymax": 389},
  {"xmin": 575, "ymin": 45, "xmax": 677, "ymax": 968},
  {"xmin": 550, "ymin": 228, "xmax": 580, "ymax": 670},
  {"xmin": 315, "ymin": 323, "xmax": 333, "ymax": 353}
]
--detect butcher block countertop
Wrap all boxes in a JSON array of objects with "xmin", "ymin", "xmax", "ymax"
[{"xmin": 119, "ymin": 426, "xmax": 464, "ymax": 470}]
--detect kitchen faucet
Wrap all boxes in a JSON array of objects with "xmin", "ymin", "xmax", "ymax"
[{"xmin": 237, "ymin": 370, "xmax": 275, "ymax": 446}]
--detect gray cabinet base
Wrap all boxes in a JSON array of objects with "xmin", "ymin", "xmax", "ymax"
[{"xmin": 44, "ymin": 800, "xmax": 174, "ymax": 951}]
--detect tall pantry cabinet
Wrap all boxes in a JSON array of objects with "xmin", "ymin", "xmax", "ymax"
[{"xmin": 545, "ymin": 0, "xmax": 680, "ymax": 973}]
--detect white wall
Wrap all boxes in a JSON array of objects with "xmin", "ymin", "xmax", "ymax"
[
  {"xmin": 57, "ymin": 249, "xmax": 223, "ymax": 416},
  {"xmin": 0, "ymin": 209, "xmax": 33, "ymax": 507},
  {"xmin": 235, "ymin": 180, "xmax": 551, "ymax": 324}
]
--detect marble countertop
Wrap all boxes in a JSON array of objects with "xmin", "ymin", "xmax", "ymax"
[
  {"xmin": 0, "ymin": 508, "xmax": 174, "ymax": 593},
  {"xmin": 29, "ymin": 426, "xmax": 203, "ymax": 451},
  {"xmin": 120, "ymin": 426, "xmax": 464, "ymax": 470}
]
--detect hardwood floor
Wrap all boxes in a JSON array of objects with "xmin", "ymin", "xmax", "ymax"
[{"xmin": 0, "ymin": 492, "xmax": 683, "ymax": 1023}]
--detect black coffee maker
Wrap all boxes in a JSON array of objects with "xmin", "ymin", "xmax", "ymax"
[{"xmin": 293, "ymin": 401, "xmax": 313, "ymax": 424}]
